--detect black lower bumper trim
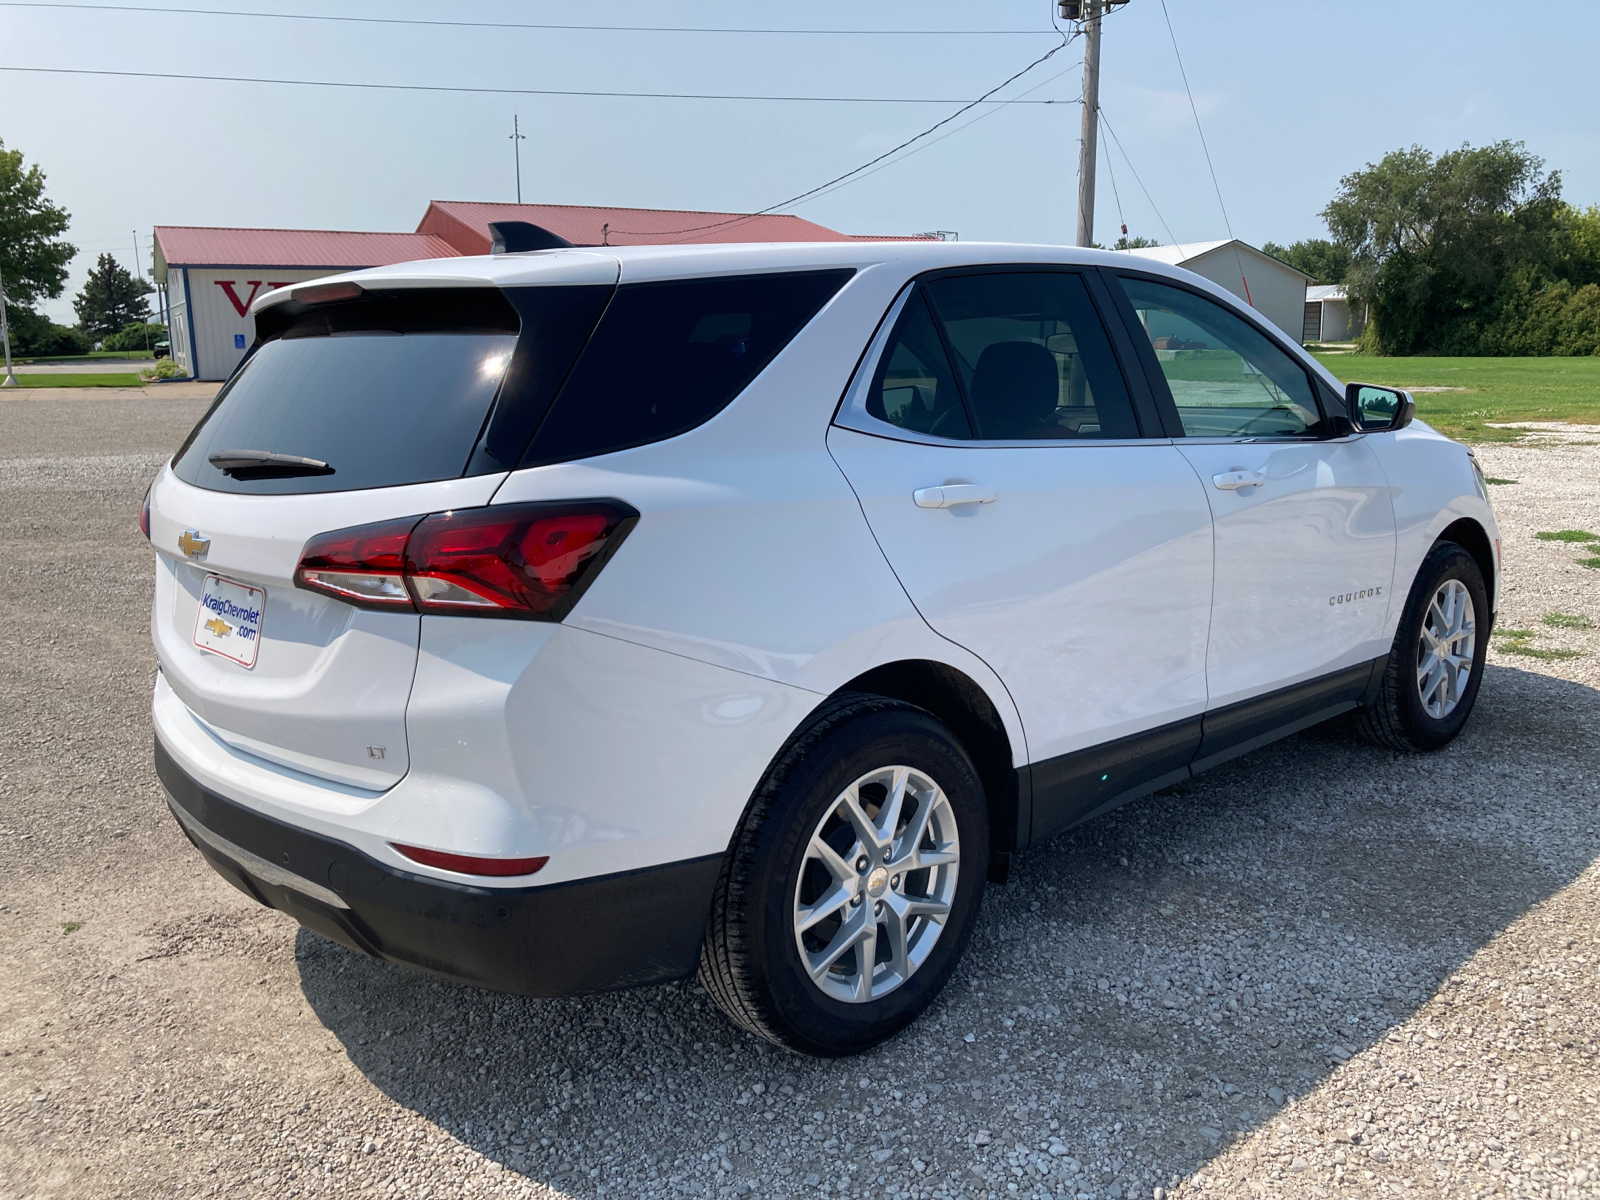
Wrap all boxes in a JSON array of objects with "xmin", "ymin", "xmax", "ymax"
[{"xmin": 154, "ymin": 737, "xmax": 720, "ymax": 997}]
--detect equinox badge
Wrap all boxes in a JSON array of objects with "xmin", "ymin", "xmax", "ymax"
[{"xmin": 178, "ymin": 530, "xmax": 210, "ymax": 559}]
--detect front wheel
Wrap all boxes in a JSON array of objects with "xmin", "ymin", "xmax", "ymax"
[
  {"xmin": 699, "ymin": 696, "xmax": 987, "ymax": 1056},
  {"xmin": 1358, "ymin": 540, "xmax": 1489, "ymax": 751}
]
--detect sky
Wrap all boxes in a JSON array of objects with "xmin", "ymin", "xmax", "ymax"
[{"xmin": 5, "ymin": 0, "xmax": 1598, "ymax": 325}]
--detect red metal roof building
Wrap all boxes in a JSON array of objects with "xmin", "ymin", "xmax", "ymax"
[
  {"xmin": 416, "ymin": 200, "xmax": 878, "ymax": 253},
  {"xmin": 152, "ymin": 203, "xmax": 928, "ymax": 379}
]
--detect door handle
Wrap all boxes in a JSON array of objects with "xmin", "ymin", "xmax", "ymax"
[
  {"xmin": 1212, "ymin": 470, "xmax": 1266, "ymax": 491},
  {"xmin": 913, "ymin": 485, "xmax": 998, "ymax": 509}
]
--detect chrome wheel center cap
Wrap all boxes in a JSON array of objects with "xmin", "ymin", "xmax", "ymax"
[{"xmin": 865, "ymin": 866, "xmax": 889, "ymax": 897}]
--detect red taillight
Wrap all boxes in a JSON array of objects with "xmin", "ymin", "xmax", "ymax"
[
  {"xmin": 139, "ymin": 484, "xmax": 152, "ymax": 542},
  {"xmin": 294, "ymin": 516, "xmax": 424, "ymax": 609},
  {"xmin": 406, "ymin": 501, "xmax": 636, "ymax": 620},
  {"xmin": 391, "ymin": 843, "xmax": 548, "ymax": 877},
  {"xmin": 292, "ymin": 500, "xmax": 637, "ymax": 620}
]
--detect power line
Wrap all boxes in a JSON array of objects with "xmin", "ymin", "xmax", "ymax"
[
  {"xmin": 0, "ymin": 63, "xmax": 1074, "ymax": 106},
  {"xmin": 613, "ymin": 31, "xmax": 1079, "ymax": 242},
  {"xmin": 0, "ymin": 2, "xmax": 1057, "ymax": 36},
  {"xmin": 1099, "ymin": 113, "xmax": 1128, "ymax": 239},
  {"xmin": 785, "ymin": 65, "xmax": 1084, "ymax": 215},
  {"xmin": 1096, "ymin": 110, "xmax": 1179, "ymax": 247},
  {"xmin": 1164, "ymin": 0, "xmax": 1248, "ymax": 300}
]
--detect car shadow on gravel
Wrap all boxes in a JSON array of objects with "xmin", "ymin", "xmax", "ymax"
[{"xmin": 297, "ymin": 662, "xmax": 1600, "ymax": 1200}]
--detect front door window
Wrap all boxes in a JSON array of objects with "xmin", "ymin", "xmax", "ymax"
[{"xmin": 1119, "ymin": 276, "xmax": 1324, "ymax": 439}]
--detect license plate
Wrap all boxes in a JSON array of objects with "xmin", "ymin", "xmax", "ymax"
[{"xmin": 193, "ymin": 574, "xmax": 266, "ymax": 668}]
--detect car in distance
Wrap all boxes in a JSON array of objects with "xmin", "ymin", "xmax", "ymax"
[{"xmin": 145, "ymin": 235, "xmax": 1498, "ymax": 1056}]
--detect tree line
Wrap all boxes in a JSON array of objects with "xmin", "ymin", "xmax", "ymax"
[
  {"xmin": 1, "ymin": 138, "xmax": 163, "ymax": 357},
  {"xmin": 1264, "ymin": 141, "xmax": 1600, "ymax": 356}
]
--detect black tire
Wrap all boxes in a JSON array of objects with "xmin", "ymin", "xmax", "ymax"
[
  {"xmin": 699, "ymin": 694, "xmax": 988, "ymax": 1057},
  {"xmin": 1358, "ymin": 540, "xmax": 1489, "ymax": 752}
]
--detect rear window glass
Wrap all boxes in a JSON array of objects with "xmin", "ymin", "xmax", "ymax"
[
  {"xmin": 172, "ymin": 288, "xmax": 545, "ymax": 495},
  {"xmin": 518, "ymin": 269, "xmax": 854, "ymax": 467}
]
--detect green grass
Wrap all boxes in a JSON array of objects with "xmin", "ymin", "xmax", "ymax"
[
  {"xmin": 8, "ymin": 372, "xmax": 145, "ymax": 388},
  {"xmin": 1312, "ymin": 354, "xmax": 1600, "ymax": 442},
  {"xmin": 1536, "ymin": 529, "xmax": 1599, "ymax": 542},
  {"xmin": 61, "ymin": 921, "xmax": 81, "ymax": 935},
  {"xmin": 1544, "ymin": 613, "xmax": 1594, "ymax": 629},
  {"xmin": 1581, "ymin": 557, "xmax": 1600, "ymax": 570},
  {"xmin": 15, "ymin": 350, "xmax": 154, "ymax": 362},
  {"xmin": 1496, "ymin": 628, "xmax": 1584, "ymax": 660},
  {"xmin": 1484, "ymin": 477, "xmax": 1518, "ymax": 485}
]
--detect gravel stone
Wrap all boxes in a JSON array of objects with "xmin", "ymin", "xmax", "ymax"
[{"xmin": 2, "ymin": 397, "xmax": 1597, "ymax": 1200}]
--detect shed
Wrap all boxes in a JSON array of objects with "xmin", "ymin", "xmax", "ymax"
[
  {"xmin": 153, "ymin": 227, "xmax": 457, "ymax": 381},
  {"xmin": 1119, "ymin": 239, "xmax": 1311, "ymax": 344},
  {"xmin": 1302, "ymin": 284, "xmax": 1362, "ymax": 343}
]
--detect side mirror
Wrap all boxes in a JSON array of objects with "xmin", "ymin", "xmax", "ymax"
[{"xmin": 1346, "ymin": 383, "xmax": 1415, "ymax": 432}]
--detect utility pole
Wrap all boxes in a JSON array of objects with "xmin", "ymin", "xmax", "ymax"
[
  {"xmin": 0, "ymin": 263, "xmax": 16, "ymax": 387},
  {"xmin": 1074, "ymin": 0, "xmax": 1103, "ymax": 248},
  {"xmin": 510, "ymin": 114, "xmax": 526, "ymax": 204}
]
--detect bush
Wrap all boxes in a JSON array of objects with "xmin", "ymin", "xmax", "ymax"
[
  {"xmin": 101, "ymin": 321, "xmax": 166, "ymax": 353},
  {"xmin": 1480, "ymin": 277, "xmax": 1600, "ymax": 356},
  {"xmin": 139, "ymin": 357, "xmax": 187, "ymax": 381},
  {"xmin": 5, "ymin": 307, "xmax": 92, "ymax": 356}
]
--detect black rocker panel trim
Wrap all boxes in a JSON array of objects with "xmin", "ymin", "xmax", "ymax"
[
  {"xmin": 155, "ymin": 737, "xmax": 720, "ymax": 997},
  {"xmin": 1021, "ymin": 657, "xmax": 1387, "ymax": 842},
  {"xmin": 1026, "ymin": 716, "xmax": 1202, "ymax": 843}
]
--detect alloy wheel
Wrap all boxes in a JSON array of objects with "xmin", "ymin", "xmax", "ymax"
[
  {"xmin": 791, "ymin": 765, "xmax": 960, "ymax": 1004},
  {"xmin": 1416, "ymin": 578, "xmax": 1476, "ymax": 719}
]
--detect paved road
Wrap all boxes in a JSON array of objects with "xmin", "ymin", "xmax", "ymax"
[{"xmin": 1, "ymin": 395, "xmax": 1596, "ymax": 1200}]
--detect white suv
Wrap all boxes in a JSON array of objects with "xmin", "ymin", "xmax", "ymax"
[{"xmin": 145, "ymin": 235, "xmax": 1498, "ymax": 1056}]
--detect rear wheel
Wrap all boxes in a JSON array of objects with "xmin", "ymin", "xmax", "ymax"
[
  {"xmin": 699, "ymin": 695, "xmax": 987, "ymax": 1056},
  {"xmin": 1358, "ymin": 540, "xmax": 1488, "ymax": 751}
]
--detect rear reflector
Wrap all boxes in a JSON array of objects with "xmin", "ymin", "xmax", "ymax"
[
  {"xmin": 391, "ymin": 843, "xmax": 549, "ymax": 877},
  {"xmin": 293, "ymin": 500, "xmax": 638, "ymax": 620}
]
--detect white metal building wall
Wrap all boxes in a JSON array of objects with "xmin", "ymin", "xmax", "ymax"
[
  {"xmin": 1176, "ymin": 247, "xmax": 1309, "ymax": 345},
  {"xmin": 181, "ymin": 267, "xmax": 336, "ymax": 380},
  {"xmin": 167, "ymin": 271, "xmax": 193, "ymax": 379}
]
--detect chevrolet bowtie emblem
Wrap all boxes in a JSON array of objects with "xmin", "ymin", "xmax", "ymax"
[
  {"xmin": 178, "ymin": 530, "xmax": 210, "ymax": 559},
  {"xmin": 203, "ymin": 617, "xmax": 232, "ymax": 638}
]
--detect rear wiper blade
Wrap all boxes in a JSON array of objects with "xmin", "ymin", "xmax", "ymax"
[{"xmin": 208, "ymin": 449, "xmax": 334, "ymax": 477}]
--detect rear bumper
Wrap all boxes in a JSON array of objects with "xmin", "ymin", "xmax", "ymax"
[{"xmin": 155, "ymin": 737, "xmax": 720, "ymax": 996}]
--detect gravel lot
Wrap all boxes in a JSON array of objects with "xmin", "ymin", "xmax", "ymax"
[{"xmin": 1, "ymin": 397, "xmax": 1597, "ymax": 1200}]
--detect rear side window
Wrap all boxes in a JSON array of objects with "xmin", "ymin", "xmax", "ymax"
[
  {"xmin": 519, "ymin": 270, "xmax": 854, "ymax": 467},
  {"xmin": 172, "ymin": 288, "xmax": 528, "ymax": 495}
]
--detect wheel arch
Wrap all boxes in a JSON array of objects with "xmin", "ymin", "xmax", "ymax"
[
  {"xmin": 1437, "ymin": 517, "xmax": 1497, "ymax": 612},
  {"xmin": 833, "ymin": 659, "xmax": 1024, "ymax": 882}
]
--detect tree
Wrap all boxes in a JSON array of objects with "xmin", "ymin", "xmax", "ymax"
[
  {"xmin": 0, "ymin": 138, "xmax": 75, "ymax": 311},
  {"xmin": 73, "ymin": 253, "xmax": 153, "ymax": 340},
  {"xmin": 1321, "ymin": 141, "xmax": 1565, "ymax": 355},
  {"xmin": 1112, "ymin": 235, "xmax": 1160, "ymax": 250},
  {"xmin": 102, "ymin": 320, "xmax": 166, "ymax": 353},
  {"xmin": 1261, "ymin": 238, "xmax": 1351, "ymax": 285}
]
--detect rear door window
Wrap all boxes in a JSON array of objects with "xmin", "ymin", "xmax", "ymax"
[
  {"xmin": 922, "ymin": 272, "xmax": 1140, "ymax": 440},
  {"xmin": 858, "ymin": 271, "xmax": 1140, "ymax": 441},
  {"xmin": 518, "ymin": 269, "xmax": 854, "ymax": 467}
]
